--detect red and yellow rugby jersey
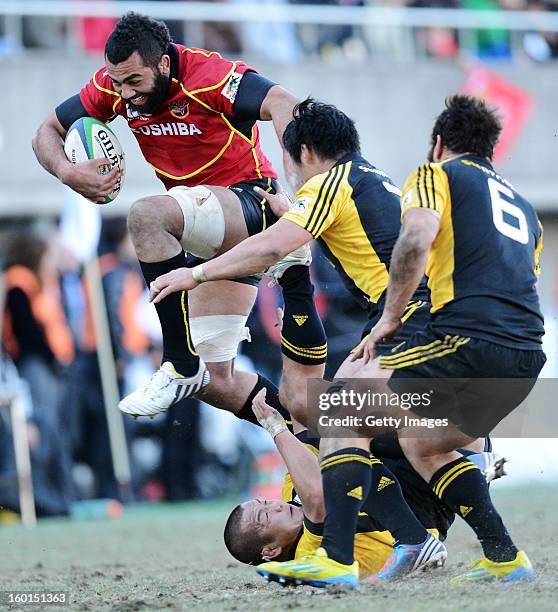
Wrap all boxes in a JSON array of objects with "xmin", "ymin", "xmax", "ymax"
[{"xmin": 79, "ymin": 44, "xmax": 277, "ymax": 189}]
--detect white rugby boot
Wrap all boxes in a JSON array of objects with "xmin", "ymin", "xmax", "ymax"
[
  {"xmin": 263, "ymin": 243, "xmax": 312, "ymax": 287},
  {"xmin": 119, "ymin": 360, "xmax": 210, "ymax": 418}
]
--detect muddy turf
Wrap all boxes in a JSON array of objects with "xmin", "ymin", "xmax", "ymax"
[{"xmin": 2, "ymin": 485, "xmax": 557, "ymax": 611}]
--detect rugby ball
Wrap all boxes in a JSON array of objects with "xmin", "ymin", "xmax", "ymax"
[{"xmin": 64, "ymin": 117, "xmax": 125, "ymax": 204}]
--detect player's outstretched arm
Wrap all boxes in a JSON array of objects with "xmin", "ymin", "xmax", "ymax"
[
  {"xmin": 253, "ymin": 389, "xmax": 325, "ymax": 523},
  {"xmin": 353, "ymin": 208, "xmax": 440, "ymax": 363},
  {"xmin": 32, "ymin": 112, "xmax": 119, "ymax": 203},
  {"xmin": 149, "ymin": 219, "xmax": 311, "ymax": 303}
]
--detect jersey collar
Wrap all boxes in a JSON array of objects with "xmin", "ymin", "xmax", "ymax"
[
  {"xmin": 334, "ymin": 151, "xmax": 361, "ymax": 167},
  {"xmin": 462, "ymin": 154, "xmax": 494, "ymax": 170},
  {"xmin": 168, "ymin": 43, "xmax": 179, "ymax": 80},
  {"xmin": 444, "ymin": 153, "xmax": 494, "ymax": 170}
]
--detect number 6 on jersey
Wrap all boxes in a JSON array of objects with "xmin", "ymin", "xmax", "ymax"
[{"xmin": 488, "ymin": 177, "xmax": 528, "ymax": 245}]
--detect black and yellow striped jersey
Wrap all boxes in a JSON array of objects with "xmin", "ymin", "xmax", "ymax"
[
  {"xmin": 283, "ymin": 153, "xmax": 428, "ymax": 315},
  {"xmin": 401, "ymin": 155, "xmax": 544, "ymax": 349}
]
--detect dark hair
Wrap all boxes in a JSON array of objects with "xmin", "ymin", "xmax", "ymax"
[
  {"xmin": 282, "ymin": 98, "xmax": 360, "ymax": 164},
  {"xmin": 431, "ymin": 95, "xmax": 502, "ymax": 160},
  {"xmin": 105, "ymin": 12, "xmax": 172, "ymax": 68},
  {"xmin": 223, "ymin": 505, "xmax": 267, "ymax": 565}
]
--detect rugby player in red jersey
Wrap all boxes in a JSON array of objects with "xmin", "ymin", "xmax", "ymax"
[{"xmin": 33, "ymin": 13, "xmax": 327, "ymax": 424}]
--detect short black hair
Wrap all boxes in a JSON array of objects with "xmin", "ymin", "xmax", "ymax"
[
  {"xmin": 282, "ymin": 98, "xmax": 360, "ymax": 164},
  {"xmin": 431, "ymin": 95, "xmax": 502, "ymax": 160},
  {"xmin": 105, "ymin": 12, "xmax": 172, "ymax": 68},
  {"xmin": 223, "ymin": 505, "xmax": 266, "ymax": 565}
]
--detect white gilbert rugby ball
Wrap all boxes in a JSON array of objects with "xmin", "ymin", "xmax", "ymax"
[{"xmin": 64, "ymin": 117, "xmax": 125, "ymax": 204}]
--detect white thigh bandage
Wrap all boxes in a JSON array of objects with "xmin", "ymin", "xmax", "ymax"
[
  {"xmin": 189, "ymin": 314, "xmax": 251, "ymax": 363},
  {"xmin": 168, "ymin": 185, "xmax": 225, "ymax": 260}
]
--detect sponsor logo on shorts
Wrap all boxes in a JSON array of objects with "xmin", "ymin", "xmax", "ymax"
[{"xmin": 221, "ymin": 71, "xmax": 243, "ymax": 103}]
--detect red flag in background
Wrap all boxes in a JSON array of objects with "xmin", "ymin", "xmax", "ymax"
[
  {"xmin": 461, "ymin": 65, "xmax": 533, "ymax": 162},
  {"xmin": 76, "ymin": 17, "xmax": 117, "ymax": 53},
  {"xmin": 74, "ymin": 0, "xmax": 117, "ymax": 55}
]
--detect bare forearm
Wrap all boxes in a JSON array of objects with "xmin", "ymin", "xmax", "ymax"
[
  {"xmin": 203, "ymin": 234, "xmax": 287, "ymax": 281},
  {"xmin": 275, "ymin": 431, "xmax": 324, "ymax": 518},
  {"xmin": 384, "ymin": 230, "xmax": 430, "ymax": 319},
  {"xmin": 32, "ymin": 121, "xmax": 72, "ymax": 183}
]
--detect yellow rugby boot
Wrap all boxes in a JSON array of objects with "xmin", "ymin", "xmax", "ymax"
[
  {"xmin": 450, "ymin": 550, "xmax": 535, "ymax": 585},
  {"xmin": 256, "ymin": 547, "xmax": 359, "ymax": 589}
]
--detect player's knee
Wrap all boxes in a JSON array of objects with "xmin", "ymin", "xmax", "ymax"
[
  {"xmin": 127, "ymin": 197, "xmax": 162, "ymax": 242},
  {"xmin": 288, "ymin": 399, "xmax": 308, "ymax": 426},
  {"xmin": 190, "ymin": 314, "xmax": 250, "ymax": 366},
  {"xmin": 399, "ymin": 436, "xmax": 423, "ymax": 463},
  {"xmin": 400, "ymin": 436, "xmax": 452, "ymax": 462},
  {"xmin": 167, "ymin": 185, "xmax": 225, "ymax": 259},
  {"xmin": 205, "ymin": 361, "xmax": 234, "ymax": 393},
  {"xmin": 279, "ymin": 385, "xmax": 307, "ymax": 425}
]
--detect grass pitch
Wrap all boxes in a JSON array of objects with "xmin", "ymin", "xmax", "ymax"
[{"xmin": 2, "ymin": 485, "xmax": 558, "ymax": 611}]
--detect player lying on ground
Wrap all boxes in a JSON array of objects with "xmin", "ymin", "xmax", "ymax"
[
  {"xmin": 32, "ymin": 12, "xmax": 326, "ymax": 428},
  {"xmin": 150, "ymin": 99, "xmax": 450, "ymax": 581},
  {"xmin": 224, "ymin": 391, "xmax": 505, "ymax": 585}
]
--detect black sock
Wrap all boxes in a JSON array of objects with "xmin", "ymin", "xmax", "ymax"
[
  {"xmin": 370, "ymin": 433, "xmax": 403, "ymax": 459},
  {"xmin": 139, "ymin": 253, "xmax": 199, "ymax": 376},
  {"xmin": 236, "ymin": 375, "xmax": 293, "ymax": 431},
  {"xmin": 320, "ymin": 448, "xmax": 372, "ymax": 565},
  {"xmin": 279, "ymin": 266, "xmax": 327, "ymax": 365},
  {"xmin": 430, "ymin": 458, "xmax": 518, "ymax": 562},
  {"xmin": 361, "ymin": 458, "xmax": 427, "ymax": 545}
]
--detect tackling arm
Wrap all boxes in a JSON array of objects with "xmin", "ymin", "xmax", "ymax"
[
  {"xmin": 203, "ymin": 219, "xmax": 310, "ymax": 281},
  {"xmin": 353, "ymin": 208, "xmax": 440, "ymax": 362},
  {"xmin": 382, "ymin": 208, "xmax": 440, "ymax": 322},
  {"xmin": 149, "ymin": 219, "xmax": 312, "ymax": 303}
]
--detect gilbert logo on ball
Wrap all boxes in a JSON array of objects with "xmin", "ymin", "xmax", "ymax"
[{"xmin": 64, "ymin": 117, "xmax": 126, "ymax": 204}]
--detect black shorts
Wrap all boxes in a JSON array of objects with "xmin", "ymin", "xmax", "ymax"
[
  {"xmin": 355, "ymin": 299, "xmax": 431, "ymax": 356},
  {"xmin": 382, "ymin": 326, "xmax": 546, "ymax": 436},
  {"xmin": 186, "ymin": 177, "xmax": 279, "ymax": 286}
]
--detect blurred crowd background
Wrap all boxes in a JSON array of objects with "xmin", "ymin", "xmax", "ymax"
[
  {"xmin": 0, "ymin": 217, "xmax": 367, "ymax": 517},
  {"xmin": 1, "ymin": 1, "xmax": 558, "ymax": 63},
  {"xmin": 1, "ymin": 0, "xmax": 557, "ymax": 522}
]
